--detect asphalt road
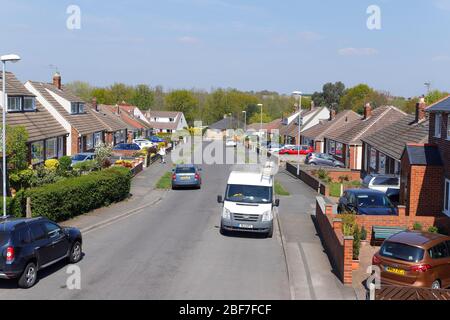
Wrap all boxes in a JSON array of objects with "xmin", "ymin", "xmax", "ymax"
[{"xmin": 0, "ymin": 146, "xmax": 291, "ymax": 299}]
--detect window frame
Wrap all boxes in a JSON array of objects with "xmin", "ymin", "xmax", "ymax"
[
  {"xmin": 31, "ymin": 140, "xmax": 45, "ymax": 165},
  {"xmin": 435, "ymin": 113, "xmax": 442, "ymax": 138},
  {"xmin": 444, "ymin": 178, "xmax": 450, "ymax": 217},
  {"xmin": 45, "ymin": 138, "xmax": 57, "ymax": 160},
  {"xmin": 70, "ymin": 102, "xmax": 85, "ymax": 114},
  {"xmin": 7, "ymin": 96, "xmax": 22, "ymax": 112}
]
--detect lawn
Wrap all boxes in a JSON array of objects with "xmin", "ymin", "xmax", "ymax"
[
  {"xmin": 329, "ymin": 180, "xmax": 362, "ymax": 197},
  {"xmin": 156, "ymin": 171, "xmax": 173, "ymax": 189},
  {"xmin": 275, "ymin": 180, "xmax": 290, "ymax": 196}
]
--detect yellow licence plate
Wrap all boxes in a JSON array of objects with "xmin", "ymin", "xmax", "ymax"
[
  {"xmin": 385, "ymin": 266, "xmax": 406, "ymax": 275},
  {"xmin": 180, "ymin": 176, "xmax": 190, "ymax": 180}
]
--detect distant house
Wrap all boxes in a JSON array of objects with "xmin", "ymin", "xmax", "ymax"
[
  {"xmin": 361, "ymin": 98, "xmax": 429, "ymax": 176},
  {"xmin": 279, "ymin": 107, "xmax": 330, "ymax": 145},
  {"xmin": 0, "ymin": 72, "xmax": 68, "ymax": 165},
  {"xmin": 103, "ymin": 105, "xmax": 152, "ymax": 141},
  {"xmin": 144, "ymin": 110, "xmax": 188, "ymax": 134},
  {"xmin": 204, "ymin": 116, "xmax": 244, "ymax": 139},
  {"xmin": 25, "ymin": 73, "xmax": 108, "ymax": 156},
  {"xmin": 323, "ymin": 104, "xmax": 406, "ymax": 170},
  {"xmin": 300, "ymin": 109, "xmax": 361, "ymax": 153}
]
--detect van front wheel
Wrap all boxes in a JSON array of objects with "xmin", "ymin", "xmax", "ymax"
[{"xmin": 267, "ymin": 227, "xmax": 273, "ymax": 238}]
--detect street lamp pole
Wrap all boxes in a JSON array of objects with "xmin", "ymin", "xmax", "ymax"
[
  {"xmin": 292, "ymin": 91, "xmax": 302, "ymax": 175},
  {"xmin": 242, "ymin": 111, "xmax": 246, "ymax": 132}
]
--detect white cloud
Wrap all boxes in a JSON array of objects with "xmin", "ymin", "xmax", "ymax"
[
  {"xmin": 432, "ymin": 55, "xmax": 450, "ymax": 62},
  {"xmin": 338, "ymin": 47, "xmax": 379, "ymax": 56},
  {"xmin": 177, "ymin": 36, "xmax": 201, "ymax": 44}
]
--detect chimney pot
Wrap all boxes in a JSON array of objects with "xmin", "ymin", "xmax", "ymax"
[
  {"xmin": 415, "ymin": 96, "xmax": 426, "ymax": 122},
  {"xmin": 52, "ymin": 72, "xmax": 62, "ymax": 90},
  {"xmin": 92, "ymin": 98, "xmax": 98, "ymax": 112},
  {"xmin": 364, "ymin": 103, "xmax": 372, "ymax": 119}
]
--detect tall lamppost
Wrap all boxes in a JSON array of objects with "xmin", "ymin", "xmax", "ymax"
[
  {"xmin": 292, "ymin": 91, "xmax": 302, "ymax": 175},
  {"xmin": 242, "ymin": 111, "xmax": 246, "ymax": 132},
  {"xmin": 257, "ymin": 103, "xmax": 263, "ymax": 133},
  {"xmin": 1, "ymin": 54, "xmax": 21, "ymax": 218}
]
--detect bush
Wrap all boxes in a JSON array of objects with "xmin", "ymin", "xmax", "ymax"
[
  {"xmin": 95, "ymin": 144, "xmax": 113, "ymax": 168},
  {"xmin": 360, "ymin": 226, "xmax": 367, "ymax": 241},
  {"xmin": 428, "ymin": 226, "xmax": 439, "ymax": 234},
  {"xmin": 72, "ymin": 160, "xmax": 98, "ymax": 172},
  {"xmin": 58, "ymin": 156, "xmax": 72, "ymax": 173},
  {"xmin": 353, "ymin": 224, "xmax": 361, "ymax": 260},
  {"xmin": 44, "ymin": 159, "xmax": 59, "ymax": 170},
  {"xmin": 14, "ymin": 167, "xmax": 131, "ymax": 222},
  {"xmin": 413, "ymin": 222, "xmax": 423, "ymax": 231},
  {"xmin": 0, "ymin": 197, "xmax": 23, "ymax": 217},
  {"xmin": 9, "ymin": 169, "xmax": 34, "ymax": 190}
]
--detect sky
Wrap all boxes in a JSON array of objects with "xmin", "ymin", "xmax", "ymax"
[{"xmin": 1, "ymin": 0, "xmax": 450, "ymax": 97}]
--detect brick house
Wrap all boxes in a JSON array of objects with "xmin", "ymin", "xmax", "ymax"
[
  {"xmin": 0, "ymin": 72, "xmax": 68, "ymax": 165},
  {"xmin": 361, "ymin": 98, "xmax": 429, "ymax": 176},
  {"xmin": 88, "ymin": 100, "xmax": 128, "ymax": 146},
  {"xmin": 300, "ymin": 109, "xmax": 361, "ymax": 153},
  {"xmin": 104, "ymin": 105, "xmax": 152, "ymax": 142},
  {"xmin": 323, "ymin": 104, "xmax": 406, "ymax": 170},
  {"xmin": 25, "ymin": 73, "xmax": 108, "ymax": 156}
]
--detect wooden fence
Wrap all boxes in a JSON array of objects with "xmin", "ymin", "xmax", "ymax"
[{"xmin": 376, "ymin": 286, "xmax": 450, "ymax": 300}]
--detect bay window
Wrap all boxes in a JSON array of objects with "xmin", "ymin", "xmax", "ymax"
[
  {"xmin": 31, "ymin": 141, "xmax": 44, "ymax": 165},
  {"xmin": 94, "ymin": 132, "xmax": 103, "ymax": 147},
  {"xmin": 45, "ymin": 138, "xmax": 57, "ymax": 159},
  {"xmin": 57, "ymin": 136, "xmax": 64, "ymax": 158},
  {"xmin": 85, "ymin": 134, "xmax": 94, "ymax": 150}
]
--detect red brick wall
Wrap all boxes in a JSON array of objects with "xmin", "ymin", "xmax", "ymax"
[
  {"xmin": 105, "ymin": 132, "xmax": 114, "ymax": 145},
  {"xmin": 409, "ymin": 165, "xmax": 443, "ymax": 217},
  {"xmin": 324, "ymin": 170, "xmax": 361, "ymax": 183},
  {"xmin": 70, "ymin": 127, "xmax": 79, "ymax": 155}
]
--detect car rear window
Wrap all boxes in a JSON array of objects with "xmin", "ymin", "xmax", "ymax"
[
  {"xmin": 176, "ymin": 167, "xmax": 196, "ymax": 174},
  {"xmin": 373, "ymin": 177, "xmax": 399, "ymax": 186},
  {"xmin": 380, "ymin": 241, "xmax": 424, "ymax": 262}
]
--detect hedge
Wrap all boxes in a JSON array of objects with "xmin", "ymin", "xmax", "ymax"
[{"xmin": 13, "ymin": 167, "xmax": 132, "ymax": 222}]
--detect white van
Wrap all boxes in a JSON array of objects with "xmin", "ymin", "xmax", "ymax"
[{"xmin": 217, "ymin": 168, "xmax": 280, "ymax": 238}]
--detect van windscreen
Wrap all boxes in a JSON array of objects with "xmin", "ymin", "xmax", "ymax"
[{"xmin": 225, "ymin": 184, "xmax": 272, "ymax": 204}]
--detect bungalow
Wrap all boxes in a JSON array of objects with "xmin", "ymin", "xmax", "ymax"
[
  {"xmin": 300, "ymin": 109, "xmax": 361, "ymax": 153},
  {"xmin": 361, "ymin": 98, "xmax": 429, "ymax": 176},
  {"xmin": 279, "ymin": 106, "xmax": 330, "ymax": 145},
  {"xmin": 104, "ymin": 105, "xmax": 152, "ymax": 142},
  {"xmin": 323, "ymin": 103, "xmax": 405, "ymax": 170},
  {"xmin": 0, "ymin": 72, "xmax": 68, "ymax": 165},
  {"xmin": 204, "ymin": 115, "xmax": 244, "ymax": 140},
  {"xmin": 25, "ymin": 73, "xmax": 108, "ymax": 156},
  {"xmin": 144, "ymin": 110, "xmax": 188, "ymax": 134}
]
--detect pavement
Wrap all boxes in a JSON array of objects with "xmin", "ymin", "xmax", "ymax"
[{"xmin": 0, "ymin": 143, "xmax": 357, "ymax": 300}]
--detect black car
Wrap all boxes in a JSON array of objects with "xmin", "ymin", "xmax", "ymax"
[
  {"xmin": 338, "ymin": 189, "xmax": 398, "ymax": 216},
  {"xmin": 0, "ymin": 217, "xmax": 82, "ymax": 288}
]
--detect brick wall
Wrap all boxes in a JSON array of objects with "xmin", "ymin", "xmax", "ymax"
[
  {"xmin": 70, "ymin": 127, "xmax": 79, "ymax": 155},
  {"xmin": 320, "ymin": 169, "xmax": 361, "ymax": 183},
  {"xmin": 286, "ymin": 163, "xmax": 329, "ymax": 196},
  {"xmin": 409, "ymin": 165, "xmax": 443, "ymax": 217}
]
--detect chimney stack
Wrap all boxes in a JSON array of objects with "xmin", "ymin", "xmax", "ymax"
[
  {"xmin": 116, "ymin": 104, "xmax": 120, "ymax": 115},
  {"xmin": 92, "ymin": 97, "xmax": 98, "ymax": 112},
  {"xmin": 415, "ymin": 96, "xmax": 426, "ymax": 123},
  {"xmin": 53, "ymin": 72, "xmax": 62, "ymax": 90},
  {"xmin": 329, "ymin": 108, "xmax": 336, "ymax": 121},
  {"xmin": 364, "ymin": 102, "xmax": 372, "ymax": 120}
]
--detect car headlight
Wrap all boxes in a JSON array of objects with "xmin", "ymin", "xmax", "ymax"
[
  {"xmin": 222, "ymin": 208, "xmax": 231, "ymax": 219},
  {"xmin": 262, "ymin": 210, "xmax": 273, "ymax": 222}
]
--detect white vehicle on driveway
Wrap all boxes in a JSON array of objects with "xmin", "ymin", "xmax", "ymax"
[
  {"xmin": 217, "ymin": 164, "xmax": 280, "ymax": 238},
  {"xmin": 133, "ymin": 138, "xmax": 154, "ymax": 149},
  {"xmin": 225, "ymin": 139, "xmax": 237, "ymax": 147}
]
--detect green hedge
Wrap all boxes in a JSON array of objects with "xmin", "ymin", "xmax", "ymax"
[{"xmin": 13, "ymin": 167, "xmax": 132, "ymax": 222}]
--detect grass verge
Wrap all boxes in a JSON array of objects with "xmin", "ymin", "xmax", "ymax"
[
  {"xmin": 156, "ymin": 172, "xmax": 172, "ymax": 189},
  {"xmin": 275, "ymin": 180, "xmax": 290, "ymax": 196}
]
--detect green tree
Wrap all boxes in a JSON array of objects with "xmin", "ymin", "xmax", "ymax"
[
  {"xmin": 165, "ymin": 90, "xmax": 199, "ymax": 123},
  {"xmin": 131, "ymin": 84, "xmax": 154, "ymax": 110},
  {"xmin": 339, "ymin": 84, "xmax": 387, "ymax": 113},
  {"xmin": 249, "ymin": 112, "xmax": 272, "ymax": 124},
  {"xmin": 425, "ymin": 90, "xmax": 449, "ymax": 105},
  {"xmin": 65, "ymin": 81, "xmax": 93, "ymax": 102},
  {"xmin": 91, "ymin": 88, "xmax": 113, "ymax": 104},
  {"xmin": 322, "ymin": 82, "xmax": 346, "ymax": 107},
  {"xmin": 108, "ymin": 83, "xmax": 134, "ymax": 104},
  {"xmin": 4, "ymin": 125, "xmax": 29, "ymax": 172}
]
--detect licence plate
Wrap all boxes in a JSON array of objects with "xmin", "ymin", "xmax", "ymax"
[
  {"xmin": 239, "ymin": 224, "xmax": 254, "ymax": 229},
  {"xmin": 385, "ymin": 266, "xmax": 406, "ymax": 276},
  {"xmin": 180, "ymin": 176, "xmax": 190, "ymax": 180}
]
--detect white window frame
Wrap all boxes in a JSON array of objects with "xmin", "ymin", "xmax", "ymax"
[
  {"xmin": 7, "ymin": 96, "xmax": 22, "ymax": 111},
  {"xmin": 370, "ymin": 147, "xmax": 377, "ymax": 170},
  {"xmin": 435, "ymin": 113, "xmax": 442, "ymax": 138},
  {"xmin": 31, "ymin": 141, "xmax": 45, "ymax": 165},
  {"xmin": 379, "ymin": 153, "xmax": 386, "ymax": 174},
  {"xmin": 57, "ymin": 136, "xmax": 64, "ymax": 158},
  {"xmin": 45, "ymin": 138, "xmax": 57, "ymax": 159},
  {"xmin": 444, "ymin": 179, "xmax": 450, "ymax": 217},
  {"xmin": 94, "ymin": 131, "xmax": 103, "ymax": 147},
  {"xmin": 85, "ymin": 134, "xmax": 94, "ymax": 150},
  {"xmin": 23, "ymin": 96, "xmax": 36, "ymax": 111}
]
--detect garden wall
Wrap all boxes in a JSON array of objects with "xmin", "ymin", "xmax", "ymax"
[{"xmin": 286, "ymin": 162, "xmax": 329, "ymax": 196}]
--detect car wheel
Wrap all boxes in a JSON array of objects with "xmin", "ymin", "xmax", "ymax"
[
  {"xmin": 267, "ymin": 227, "xmax": 273, "ymax": 238},
  {"xmin": 219, "ymin": 224, "xmax": 228, "ymax": 236},
  {"xmin": 18, "ymin": 262, "xmax": 37, "ymax": 289},
  {"xmin": 431, "ymin": 280, "xmax": 441, "ymax": 290},
  {"xmin": 69, "ymin": 241, "xmax": 82, "ymax": 264}
]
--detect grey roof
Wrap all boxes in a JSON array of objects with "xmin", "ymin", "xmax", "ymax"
[
  {"xmin": 209, "ymin": 117, "xmax": 244, "ymax": 130},
  {"xmin": 362, "ymin": 115, "xmax": 429, "ymax": 161},
  {"xmin": 0, "ymin": 72, "xmax": 34, "ymax": 96},
  {"xmin": 280, "ymin": 107, "xmax": 326, "ymax": 137},
  {"xmin": 325, "ymin": 106, "xmax": 406, "ymax": 145},
  {"xmin": 403, "ymin": 145, "xmax": 443, "ymax": 166},
  {"xmin": 302, "ymin": 110, "xmax": 361, "ymax": 141},
  {"xmin": 89, "ymin": 104, "xmax": 129, "ymax": 132},
  {"xmin": 426, "ymin": 95, "xmax": 450, "ymax": 112}
]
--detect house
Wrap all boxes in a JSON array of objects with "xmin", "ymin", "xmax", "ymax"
[
  {"xmin": 88, "ymin": 100, "xmax": 129, "ymax": 146},
  {"xmin": 323, "ymin": 104, "xmax": 406, "ymax": 170},
  {"xmin": 361, "ymin": 98, "xmax": 429, "ymax": 176},
  {"xmin": 300, "ymin": 109, "xmax": 361, "ymax": 153},
  {"xmin": 0, "ymin": 72, "xmax": 68, "ymax": 165},
  {"xmin": 204, "ymin": 116, "xmax": 245, "ymax": 140},
  {"xmin": 246, "ymin": 118, "xmax": 282, "ymax": 141},
  {"xmin": 117, "ymin": 102, "xmax": 150, "ymax": 124},
  {"xmin": 104, "ymin": 104, "xmax": 152, "ymax": 142},
  {"xmin": 25, "ymin": 73, "xmax": 108, "ymax": 156},
  {"xmin": 144, "ymin": 110, "xmax": 188, "ymax": 134},
  {"xmin": 279, "ymin": 106, "xmax": 330, "ymax": 145}
]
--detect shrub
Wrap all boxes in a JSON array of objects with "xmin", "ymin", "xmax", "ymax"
[
  {"xmin": 9, "ymin": 169, "xmax": 34, "ymax": 190},
  {"xmin": 317, "ymin": 169, "xmax": 331, "ymax": 183},
  {"xmin": 58, "ymin": 156, "xmax": 72, "ymax": 173},
  {"xmin": 353, "ymin": 224, "xmax": 361, "ymax": 260},
  {"xmin": 45, "ymin": 159, "xmax": 59, "ymax": 170},
  {"xmin": 413, "ymin": 222, "xmax": 423, "ymax": 231},
  {"xmin": 31, "ymin": 165, "xmax": 64, "ymax": 187},
  {"xmin": 95, "ymin": 143, "xmax": 113, "ymax": 168},
  {"xmin": 338, "ymin": 175, "xmax": 349, "ymax": 183},
  {"xmin": 14, "ymin": 167, "xmax": 131, "ymax": 222},
  {"xmin": 428, "ymin": 226, "xmax": 439, "ymax": 234},
  {"xmin": 341, "ymin": 213, "xmax": 357, "ymax": 236},
  {"xmin": 360, "ymin": 226, "xmax": 367, "ymax": 241},
  {"xmin": 72, "ymin": 160, "xmax": 98, "ymax": 172}
]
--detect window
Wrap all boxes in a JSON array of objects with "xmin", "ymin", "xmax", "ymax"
[
  {"xmin": 94, "ymin": 132, "xmax": 103, "ymax": 147},
  {"xmin": 70, "ymin": 102, "xmax": 85, "ymax": 114},
  {"xmin": 30, "ymin": 224, "xmax": 46, "ymax": 241},
  {"xmin": 379, "ymin": 153, "xmax": 386, "ymax": 174},
  {"xmin": 85, "ymin": 134, "xmax": 94, "ymax": 150},
  {"xmin": 329, "ymin": 140, "xmax": 336, "ymax": 155},
  {"xmin": 428, "ymin": 242, "xmax": 449, "ymax": 259},
  {"xmin": 380, "ymin": 241, "xmax": 424, "ymax": 263},
  {"xmin": 57, "ymin": 136, "xmax": 64, "ymax": 158},
  {"xmin": 336, "ymin": 143, "xmax": 343, "ymax": 157},
  {"xmin": 445, "ymin": 179, "xmax": 450, "ymax": 217},
  {"xmin": 31, "ymin": 141, "xmax": 44, "ymax": 165},
  {"xmin": 23, "ymin": 97, "xmax": 36, "ymax": 111},
  {"xmin": 45, "ymin": 138, "xmax": 57, "ymax": 159},
  {"xmin": 435, "ymin": 113, "xmax": 442, "ymax": 138},
  {"xmin": 14, "ymin": 228, "xmax": 31, "ymax": 245},
  {"xmin": 43, "ymin": 222, "xmax": 61, "ymax": 239},
  {"xmin": 370, "ymin": 148, "xmax": 377, "ymax": 169},
  {"xmin": 7, "ymin": 96, "xmax": 22, "ymax": 111}
]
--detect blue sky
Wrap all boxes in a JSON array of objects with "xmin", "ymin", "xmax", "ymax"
[{"xmin": 1, "ymin": 0, "xmax": 450, "ymax": 97}]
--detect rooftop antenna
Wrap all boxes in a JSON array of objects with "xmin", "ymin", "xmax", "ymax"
[
  {"xmin": 49, "ymin": 64, "xmax": 59, "ymax": 74},
  {"xmin": 424, "ymin": 82, "xmax": 431, "ymax": 94}
]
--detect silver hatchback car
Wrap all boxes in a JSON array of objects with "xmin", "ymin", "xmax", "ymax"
[
  {"xmin": 305, "ymin": 152, "xmax": 345, "ymax": 168},
  {"xmin": 171, "ymin": 164, "xmax": 202, "ymax": 189}
]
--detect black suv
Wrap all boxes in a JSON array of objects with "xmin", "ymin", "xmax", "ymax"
[{"xmin": 0, "ymin": 217, "xmax": 82, "ymax": 288}]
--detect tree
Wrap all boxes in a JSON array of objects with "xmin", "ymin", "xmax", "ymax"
[
  {"xmin": 164, "ymin": 90, "xmax": 198, "ymax": 123},
  {"xmin": 249, "ymin": 112, "xmax": 272, "ymax": 124},
  {"xmin": 339, "ymin": 84, "xmax": 387, "ymax": 113},
  {"xmin": 91, "ymin": 88, "xmax": 112, "ymax": 104},
  {"xmin": 322, "ymin": 82, "xmax": 346, "ymax": 107},
  {"xmin": 4, "ymin": 125, "xmax": 29, "ymax": 172},
  {"xmin": 65, "ymin": 81, "xmax": 93, "ymax": 102},
  {"xmin": 131, "ymin": 84, "xmax": 154, "ymax": 110},
  {"xmin": 425, "ymin": 90, "xmax": 449, "ymax": 105},
  {"xmin": 108, "ymin": 83, "xmax": 134, "ymax": 104}
]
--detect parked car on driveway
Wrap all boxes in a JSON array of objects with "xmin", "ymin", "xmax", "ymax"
[
  {"xmin": 305, "ymin": 152, "xmax": 345, "ymax": 167},
  {"xmin": 362, "ymin": 174, "xmax": 400, "ymax": 193},
  {"xmin": 132, "ymin": 138, "xmax": 154, "ymax": 149},
  {"xmin": 172, "ymin": 164, "xmax": 202, "ymax": 189},
  {"xmin": 0, "ymin": 217, "xmax": 82, "ymax": 288},
  {"xmin": 149, "ymin": 136, "xmax": 165, "ymax": 143},
  {"xmin": 279, "ymin": 145, "xmax": 313, "ymax": 155},
  {"xmin": 372, "ymin": 231, "xmax": 450, "ymax": 289},
  {"xmin": 225, "ymin": 139, "xmax": 237, "ymax": 148},
  {"xmin": 267, "ymin": 143, "xmax": 284, "ymax": 153},
  {"xmin": 338, "ymin": 189, "xmax": 398, "ymax": 215},
  {"xmin": 71, "ymin": 152, "xmax": 96, "ymax": 166}
]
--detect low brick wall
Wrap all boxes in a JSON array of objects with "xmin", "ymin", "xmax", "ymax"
[
  {"xmin": 320, "ymin": 169, "xmax": 361, "ymax": 183},
  {"xmin": 286, "ymin": 162, "xmax": 329, "ymax": 196},
  {"xmin": 315, "ymin": 197, "xmax": 353, "ymax": 285}
]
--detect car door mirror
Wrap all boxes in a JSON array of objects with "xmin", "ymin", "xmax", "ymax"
[
  {"xmin": 217, "ymin": 195, "xmax": 223, "ymax": 204},
  {"xmin": 274, "ymin": 199, "xmax": 280, "ymax": 207}
]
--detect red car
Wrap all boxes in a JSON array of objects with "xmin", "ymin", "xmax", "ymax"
[{"xmin": 279, "ymin": 145, "xmax": 313, "ymax": 155}]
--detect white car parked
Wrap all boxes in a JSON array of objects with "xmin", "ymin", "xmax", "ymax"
[
  {"xmin": 132, "ymin": 139, "xmax": 154, "ymax": 149},
  {"xmin": 226, "ymin": 139, "xmax": 237, "ymax": 147},
  {"xmin": 362, "ymin": 174, "xmax": 400, "ymax": 193}
]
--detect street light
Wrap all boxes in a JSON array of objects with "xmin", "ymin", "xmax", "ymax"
[
  {"xmin": 292, "ymin": 91, "xmax": 302, "ymax": 175},
  {"xmin": 1, "ymin": 54, "xmax": 21, "ymax": 218},
  {"xmin": 242, "ymin": 111, "xmax": 246, "ymax": 132},
  {"xmin": 257, "ymin": 103, "xmax": 263, "ymax": 133}
]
